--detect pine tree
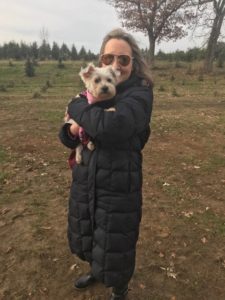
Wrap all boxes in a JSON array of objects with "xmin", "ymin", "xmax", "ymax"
[
  {"xmin": 71, "ymin": 45, "xmax": 78, "ymax": 60},
  {"xmin": 31, "ymin": 42, "xmax": 39, "ymax": 59},
  {"xmin": 25, "ymin": 58, "xmax": 35, "ymax": 77},
  {"xmin": 60, "ymin": 43, "xmax": 71, "ymax": 60},
  {"xmin": 38, "ymin": 40, "xmax": 51, "ymax": 60},
  {"xmin": 52, "ymin": 42, "xmax": 60, "ymax": 60},
  {"xmin": 78, "ymin": 46, "xmax": 87, "ymax": 60}
]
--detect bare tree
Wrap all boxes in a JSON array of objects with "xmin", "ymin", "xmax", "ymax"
[
  {"xmin": 199, "ymin": 0, "xmax": 225, "ymax": 72},
  {"xmin": 39, "ymin": 27, "xmax": 51, "ymax": 60},
  {"xmin": 39, "ymin": 26, "xmax": 49, "ymax": 44},
  {"xmin": 105, "ymin": 0, "xmax": 196, "ymax": 64}
]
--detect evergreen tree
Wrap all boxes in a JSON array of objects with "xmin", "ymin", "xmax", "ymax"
[
  {"xmin": 71, "ymin": 44, "xmax": 78, "ymax": 60},
  {"xmin": 58, "ymin": 57, "xmax": 65, "ymax": 68},
  {"xmin": 31, "ymin": 42, "xmax": 39, "ymax": 59},
  {"xmin": 38, "ymin": 40, "xmax": 51, "ymax": 60},
  {"xmin": 156, "ymin": 50, "xmax": 167, "ymax": 60},
  {"xmin": 20, "ymin": 42, "xmax": 30, "ymax": 59},
  {"xmin": 25, "ymin": 58, "xmax": 35, "ymax": 77},
  {"xmin": 86, "ymin": 50, "xmax": 97, "ymax": 61},
  {"xmin": 0, "ymin": 45, "xmax": 3, "ymax": 59},
  {"xmin": 215, "ymin": 42, "xmax": 225, "ymax": 68},
  {"xmin": 52, "ymin": 42, "xmax": 60, "ymax": 60},
  {"xmin": 78, "ymin": 46, "xmax": 87, "ymax": 60},
  {"xmin": 60, "ymin": 43, "xmax": 71, "ymax": 60},
  {"xmin": 6, "ymin": 41, "xmax": 19, "ymax": 59}
]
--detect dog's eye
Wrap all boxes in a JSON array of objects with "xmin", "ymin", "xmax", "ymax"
[
  {"xmin": 95, "ymin": 77, "xmax": 101, "ymax": 83},
  {"xmin": 107, "ymin": 78, "xmax": 112, "ymax": 83}
]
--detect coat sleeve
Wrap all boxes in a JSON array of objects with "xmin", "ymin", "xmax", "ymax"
[{"xmin": 67, "ymin": 87, "xmax": 153, "ymax": 143}]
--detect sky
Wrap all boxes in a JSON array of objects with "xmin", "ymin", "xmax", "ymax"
[{"xmin": 0, "ymin": 0, "xmax": 204, "ymax": 54}]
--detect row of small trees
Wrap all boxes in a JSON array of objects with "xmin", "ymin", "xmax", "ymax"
[
  {"xmin": 2, "ymin": 40, "xmax": 225, "ymax": 66},
  {"xmin": 154, "ymin": 42, "xmax": 225, "ymax": 63},
  {"xmin": 0, "ymin": 41, "xmax": 97, "ymax": 61}
]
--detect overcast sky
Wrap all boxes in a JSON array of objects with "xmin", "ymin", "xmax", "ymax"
[{"xmin": 0, "ymin": 0, "xmax": 203, "ymax": 53}]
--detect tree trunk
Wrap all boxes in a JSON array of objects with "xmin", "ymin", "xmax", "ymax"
[
  {"xmin": 204, "ymin": 4, "xmax": 225, "ymax": 72},
  {"xmin": 147, "ymin": 34, "xmax": 155, "ymax": 67}
]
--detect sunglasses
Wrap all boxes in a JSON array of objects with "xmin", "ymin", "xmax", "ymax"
[{"xmin": 101, "ymin": 54, "xmax": 133, "ymax": 67}]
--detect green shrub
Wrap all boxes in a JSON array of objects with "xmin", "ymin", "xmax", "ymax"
[
  {"xmin": 172, "ymin": 88, "xmax": 179, "ymax": 97},
  {"xmin": 58, "ymin": 58, "xmax": 65, "ymax": 69},
  {"xmin": 158, "ymin": 85, "xmax": 165, "ymax": 92},
  {"xmin": 198, "ymin": 74, "xmax": 204, "ymax": 81},
  {"xmin": 0, "ymin": 85, "xmax": 7, "ymax": 92},
  {"xmin": 8, "ymin": 59, "xmax": 14, "ymax": 67},
  {"xmin": 32, "ymin": 91, "xmax": 41, "ymax": 98}
]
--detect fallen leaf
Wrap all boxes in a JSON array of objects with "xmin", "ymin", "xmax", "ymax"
[
  {"xmin": 160, "ymin": 266, "xmax": 177, "ymax": 279},
  {"xmin": 170, "ymin": 252, "xmax": 176, "ymax": 259},
  {"xmin": 70, "ymin": 263, "xmax": 78, "ymax": 270},
  {"xmin": 39, "ymin": 287, "xmax": 48, "ymax": 294},
  {"xmin": 53, "ymin": 258, "xmax": 58, "ymax": 262},
  {"xmin": 182, "ymin": 211, "xmax": 194, "ymax": 218},
  {"xmin": 194, "ymin": 165, "xmax": 200, "ymax": 169},
  {"xmin": 139, "ymin": 283, "xmax": 146, "ymax": 289},
  {"xmin": 40, "ymin": 226, "xmax": 52, "ymax": 230},
  {"xmin": 201, "ymin": 237, "xmax": 207, "ymax": 244}
]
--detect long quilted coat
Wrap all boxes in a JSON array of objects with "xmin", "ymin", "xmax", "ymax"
[{"xmin": 59, "ymin": 75, "xmax": 153, "ymax": 287}]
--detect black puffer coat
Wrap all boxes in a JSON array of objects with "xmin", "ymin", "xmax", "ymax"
[{"xmin": 59, "ymin": 75, "xmax": 153, "ymax": 287}]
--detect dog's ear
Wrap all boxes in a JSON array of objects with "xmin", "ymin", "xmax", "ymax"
[{"xmin": 79, "ymin": 63, "xmax": 95, "ymax": 80}]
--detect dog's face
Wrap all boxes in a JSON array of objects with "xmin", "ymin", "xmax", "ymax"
[{"xmin": 79, "ymin": 63, "xmax": 120, "ymax": 101}]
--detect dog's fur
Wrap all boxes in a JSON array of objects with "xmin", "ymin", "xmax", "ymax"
[
  {"xmin": 79, "ymin": 63, "xmax": 119, "ymax": 103},
  {"xmin": 66, "ymin": 63, "xmax": 119, "ymax": 164}
]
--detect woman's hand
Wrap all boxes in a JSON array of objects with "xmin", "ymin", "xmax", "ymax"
[
  {"xmin": 64, "ymin": 110, "xmax": 80, "ymax": 136},
  {"xmin": 69, "ymin": 121, "xmax": 80, "ymax": 136}
]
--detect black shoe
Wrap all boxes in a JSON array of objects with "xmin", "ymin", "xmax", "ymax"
[
  {"xmin": 109, "ymin": 285, "xmax": 128, "ymax": 300},
  {"xmin": 74, "ymin": 272, "xmax": 96, "ymax": 289}
]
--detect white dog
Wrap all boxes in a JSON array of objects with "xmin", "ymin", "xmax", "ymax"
[{"xmin": 65, "ymin": 63, "xmax": 119, "ymax": 165}]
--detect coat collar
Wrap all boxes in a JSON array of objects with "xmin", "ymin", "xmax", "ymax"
[{"xmin": 116, "ymin": 74, "xmax": 142, "ymax": 94}]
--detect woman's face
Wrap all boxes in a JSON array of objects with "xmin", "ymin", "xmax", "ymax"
[{"xmin": 101, "ymin": 38, "xmax": 133, "ymax": 84}]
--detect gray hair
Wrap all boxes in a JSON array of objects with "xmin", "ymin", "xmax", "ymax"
[{"xmin": 98, "ymin": 28, "xmax": 153, "ymax": 86}]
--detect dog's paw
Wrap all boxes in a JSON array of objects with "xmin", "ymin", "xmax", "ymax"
[
  {"xmin": 87, "ymin": 141, "xmax": 95, "ymax": 151},
  {"xmin": 76, "ymin": 155, "xmax": 82, "ymax": 164},
  {"xmin": 65, "ymin": 118, "xmax": 76, "ymax": 125},
  {"xmin": 104, "ymin": 107, "xmax": 116, "ymax": 112}
]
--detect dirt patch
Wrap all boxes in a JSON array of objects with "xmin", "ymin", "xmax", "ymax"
[{"xmin": 0, "ymin": 61, "xmax": 225, "ymax": 299}]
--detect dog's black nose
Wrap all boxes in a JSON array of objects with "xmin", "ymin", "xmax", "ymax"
[{"xmin": 102, "ymin": 86, "xmax": 109, "ymax": 93}]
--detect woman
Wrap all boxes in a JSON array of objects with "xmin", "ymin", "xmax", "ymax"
[{"xmin": 59, "ymin": 28, "xmax": 153, "ymax": 300}]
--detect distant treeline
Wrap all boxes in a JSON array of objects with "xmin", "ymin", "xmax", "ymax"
[
  {"xmin": 0, "ymin": 40, "xmax": 225, "ymax": 63},
  {"xmin": 150, "ymin": 41, "xmax": 225, "ymax": 63},
  {"xmin": 0, "ymin": 41, "xmax": 98, "ymax": 61}
]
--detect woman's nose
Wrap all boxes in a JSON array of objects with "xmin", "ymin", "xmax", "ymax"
[{"xmin": 111, "ymin": 58, "xmax": 120, "ymax": 69}]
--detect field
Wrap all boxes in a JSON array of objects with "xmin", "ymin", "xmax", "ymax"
[{"xmin": 0, "ymin": 60, "xmax": 225, "ymax": 300}]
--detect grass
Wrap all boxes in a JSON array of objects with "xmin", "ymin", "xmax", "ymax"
[
  {"xmin": 0, "ymin": 59, "xmax": 225, "ymax": 300},
  {"xmin": 202, "ymin": 154, "xmax": 225, "ymax": 172},
  {"xmin": 0, "ymin": 171, "xmax": 7, "ymax": 185},
  {"xmin": 0, "ymin": 146, "xmax": 7, "ymax": 163}
]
